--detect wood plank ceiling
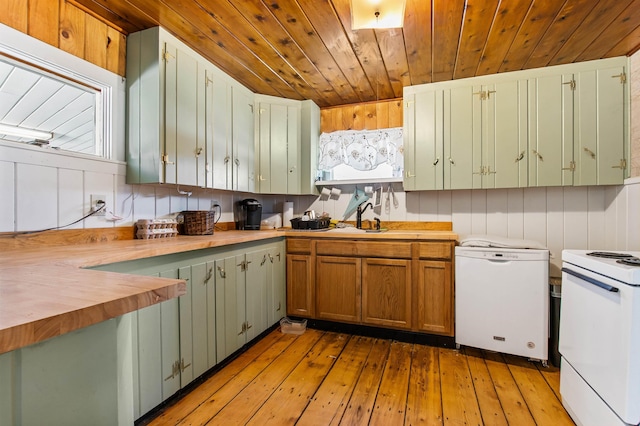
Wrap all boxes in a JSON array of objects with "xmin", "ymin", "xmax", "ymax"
[{"xmin": 75, "ymin": 0, "xmax": 640, "ymax": 108}]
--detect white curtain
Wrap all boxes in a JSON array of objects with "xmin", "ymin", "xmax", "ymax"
[{"xmin": 318, "ymin": 127, "xmax": 403, "ymax": 172}]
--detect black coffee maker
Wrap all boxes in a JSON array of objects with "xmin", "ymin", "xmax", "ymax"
[{"xmin": 236, "ymin": 199, "xmax": 262, "ymax": 230}]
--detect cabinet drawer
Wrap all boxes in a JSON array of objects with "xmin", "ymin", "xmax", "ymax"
[
  {"xmin": 287, "ymin": 238, "xmax": 312, "ymax": 254},
  {"xmin": 316, "ymin": 240, "xmax": 412, "ymax": 259},
  {"xmin": 418, "ymin": 242, "xmax": 452, "ymax": 260}
]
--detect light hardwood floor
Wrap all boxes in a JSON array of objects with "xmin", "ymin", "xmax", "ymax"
[{"xmin": 147, "ymin": 328, "xmax": 574, "ymax": 425}]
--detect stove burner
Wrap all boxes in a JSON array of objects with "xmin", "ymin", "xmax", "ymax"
[
  {"xmin": 617, "ymin": 257, "xmax": 640, "ymax": 267},
  {"xmin": 587, "ymin": 251, "xmax": 635, "ymax": 259}
]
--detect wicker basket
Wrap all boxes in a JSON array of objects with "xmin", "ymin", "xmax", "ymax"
[{"xmin": 180, "ymin": 211, "xmax": 215, "ymax": 235}]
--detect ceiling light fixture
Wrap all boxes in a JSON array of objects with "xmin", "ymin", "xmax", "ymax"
[
  {"xmin": 350, "ymin": 0, "xmax": 406, "ymax": 30},
  {"xmin": 0, "ymin": 123, "xmax": 53, "ymax": 140}
]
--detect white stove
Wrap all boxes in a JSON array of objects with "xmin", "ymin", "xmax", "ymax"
[
  {"xmin": 560, "ymin": 250, "xmax": 640, "ymax": 426},
  {"xmin": 563, "ymin": 250, "xmax": 640, "ymax": 285}
]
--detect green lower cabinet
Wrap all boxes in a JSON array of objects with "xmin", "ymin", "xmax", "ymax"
[
  {"xmin": 267, "ymin": 244, "xmax": 286, "ymax": 326},
  {"xmin": 0, "ymin": 238, "xmax": 286, "ymax": 424},
  {"xmin": 0, "ymin": 320, "xmax": 122, "ymax": 426}
]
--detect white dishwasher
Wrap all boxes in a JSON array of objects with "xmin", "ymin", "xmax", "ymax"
[{"xmin": 455, "ymin": 246, "xmax": 549, "ymax": 364}]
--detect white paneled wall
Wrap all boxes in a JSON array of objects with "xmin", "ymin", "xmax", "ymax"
[
  {"xmin": 0, "ymin": 141, "xmax": 311, "ymax": 233},
  {"xmin": 2, "ymin": 135, "xmax": 638, "ymax": 277},
  {"xmin": 308, "ymin": 182, "xmax": 639, "ymax": 276}
]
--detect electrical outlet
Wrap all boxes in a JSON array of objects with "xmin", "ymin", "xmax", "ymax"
[{"xmin": 91, "ymin": 194, "xmax": 106, "ymax": 216}]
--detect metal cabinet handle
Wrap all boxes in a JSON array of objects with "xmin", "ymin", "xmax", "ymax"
[
  {"xmin": 246, "ymin": 323, "xmax": 253, "ymax": 330},
  {"xmin": 562, "ymin": 161, "xmax": 576, "ymax": 171},
  {"xmin": 268, "ymin": 253, "xmax": 274, "ymax": 263},
  {"xmin": 583, "ymin": 147, "xmax": 596, "ymax": 159},
  {"xmin": 289, "ymin": 166, "xmax": 296, "ymax": 173},
  {"xmin": 195, "ymin": 147, "xmax": 203, "ymax": 156},
  {"xmin": 473, "ymin": 166, "xmax": 485, "ymax": 175},
  {"xmin": 238, "ymin": 322, "xmax": 246, "ymax": 335},
  {"xmin": 261, "ymin": 255, "xmax": 267, "ymax": 266},
  {"xmin": 277, "ymin": 302, "xmax": 281, "ymax": 312},
  {"xmin": 259, "ymin": 175, "xmax": 267, "ymax": 181},
  {"xmin": 486, "ymin": 166, "xmax": 496, "ymax": 175},
  {"xmin": 532, "ymin": 150, "xmax": 543, "ymax": 161},
  {"xmin": 448, "ymin": 157, "xmax": 455, "ymax": 165},
  {"xmin": 217, "ymin": 266, "xmax": 226, "ymax": 278},
  {"xmin": 224, "ymin": 156, "xmax": 230, "ymax": 164},
  {"xmin": 204, "ymin": 267, "xmax": 213, "ymax": 285},
  {"xmin": 405, "ymin": 170, "xmax": 416, "ymax": 178},
  {"xmin": 234, "ymin": 158, "xmax": 240, "ymax": 166},
  {"xmin": 433, "ymin": 157, "xmax": 440, "ymax": 166},
  {"xmin": 515, "ymin": 151, "xmax": 525, "ymax": 162}
]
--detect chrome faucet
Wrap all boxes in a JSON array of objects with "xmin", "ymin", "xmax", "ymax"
[{"xmin": 356, "ymin": 202, "xmax": 373, "ymax": 229}]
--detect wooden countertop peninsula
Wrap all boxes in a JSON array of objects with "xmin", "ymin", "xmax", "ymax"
[
  {"xmin": 0, "ymin": 226, "xmax": 457, "ymax": 355},
  {"xmin": 0, "ymin": 230, "xmax": 282, "ymax": 354}
]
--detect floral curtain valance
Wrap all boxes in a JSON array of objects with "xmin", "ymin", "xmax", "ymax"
[{"xmin": 318, "ymin": 127, "xmax": 403, "ymax": 172}]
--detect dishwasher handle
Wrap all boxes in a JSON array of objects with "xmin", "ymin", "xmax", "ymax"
[{"xmin": 562, "ymin": 267, "xmax": 619, "ymax": 293}]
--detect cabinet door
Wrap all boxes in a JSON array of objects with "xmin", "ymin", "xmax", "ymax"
[
  {"xmin": 444, "ymin": 85, "xmax": 476, "ymax": 189},
  {"xmin": 286, "ymin": 254, "xmax": 314, "ymax": 318},
  {"xmin": 490, "ymin": 80, "xmax": 528, "ymax": 188},
  {"xmin": 164, "ymin": 42, "xmax": 199, "ymax": 187},
  {"xmin": 136, "ymin": 301, "xmax": 162, "ymax": 416},
  {"xmin": 205, "ymin": 260, "xmax": 217, "ymax": 369},
  {"xmin": 268, "ymin": 245, "xmax": 286, "ymax": 326},
  {"xmin": 528, "ymin": 73, "xmax": 574, "ymax": 186},
  {"xmin": 178, "ymin": 266, "xmax": 193, "ymax": 387},
  {"xmin": 215, "ymin": 255, "xmax": 243, "ymax": 361},
  {"xmin": 416, "ymin": 260, "xmax": 453, "ymax": 336},
  {"xmin": 189, "ymin": 262, "xmax": 212, "ymax": 379},
  {"xmin": 287, "ymin": 105, "xmax": 301, "ymax": 194},
  {"xmin": 159, "ymin": 269, "xmax": 181, "ymax": 400},
  {"xmin": 316, "ymin": 256, "xmax": 361, "ymax": 323},
  {"xmin": 404, "ymin": 90, "xmax": 444, "ymax": 190},
  {"xmin": 257, "ymin": 102, "xmax": 273, "ymax": 193},
  {"xmin": 361, "ymin": 258, "xmax": 412, "ymax": 329},
  {"xmin": 245, "ymin": 249, "xmax": 269, "ymax": 341},
  {"xmin": 574, "ymin": 66, "xmax": 626, "ymax": 185},
  {"xmin": 232, "ymin": 86, "xmax": 255, "ymax": 192},
  {"xmin": 209, "ymin": 73, "xmax": 233, "ymax": 190}
]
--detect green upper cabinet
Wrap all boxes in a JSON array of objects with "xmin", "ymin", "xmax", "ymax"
[
  {"xmin": 232, "ymin": 85, "xmax": 256, "ymax": 193},
  {"xmin": 404, "ymin": 56, "xmax": 628, "ymax": 190},
  {"xmin": 573, "ymin": 65, "xmax": 627, "ymax": 186},
  {"xmin": 529, "ymin": 60, "xmax": 628, "ymax": 187},
  {"xmin": 126, "ymin": 27, "xmax": 255, "ymax": 190},
  {"xmin": 528, "ymin": 73, "xmax": 575, "ymax": 187},
  {"xmin": 403, "ymin": 89, "xmax": 444, "ymax": 190},
  {"xmin": 445, "ymin": 80, "xmax": 527, "ymax": 190},
  {"xmin": 255, "ymin": 95, "xmax": 319, "ymax": 195}
]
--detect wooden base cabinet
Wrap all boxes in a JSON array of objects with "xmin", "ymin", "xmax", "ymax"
[
  {"xmin": 288, "ymin": 238, "xmax": 455, "ymax": 337},
  {"xmin": 416, "ymin": 260, "xmax": 453, "ymax": 335},
  {"xmin": 316, "ymin": 256, "xmax": 361, "ymax": 323},
  {"xmin": 362, "ymin": 258, "xmax": 412, "ymax": 329}
]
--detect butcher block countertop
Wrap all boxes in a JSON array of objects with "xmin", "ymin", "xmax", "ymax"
[
  {"xmin": 0, "ymin": 227, "xmax": 457, "ymax": 355},
  {"xmin": 0, "ymin": 230, "xmax": 282, "ymax": 355}
]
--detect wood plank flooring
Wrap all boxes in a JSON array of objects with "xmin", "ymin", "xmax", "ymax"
[{"xmin": 146, "ymin": 328, "xmax": 574, "ymax": 425}]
